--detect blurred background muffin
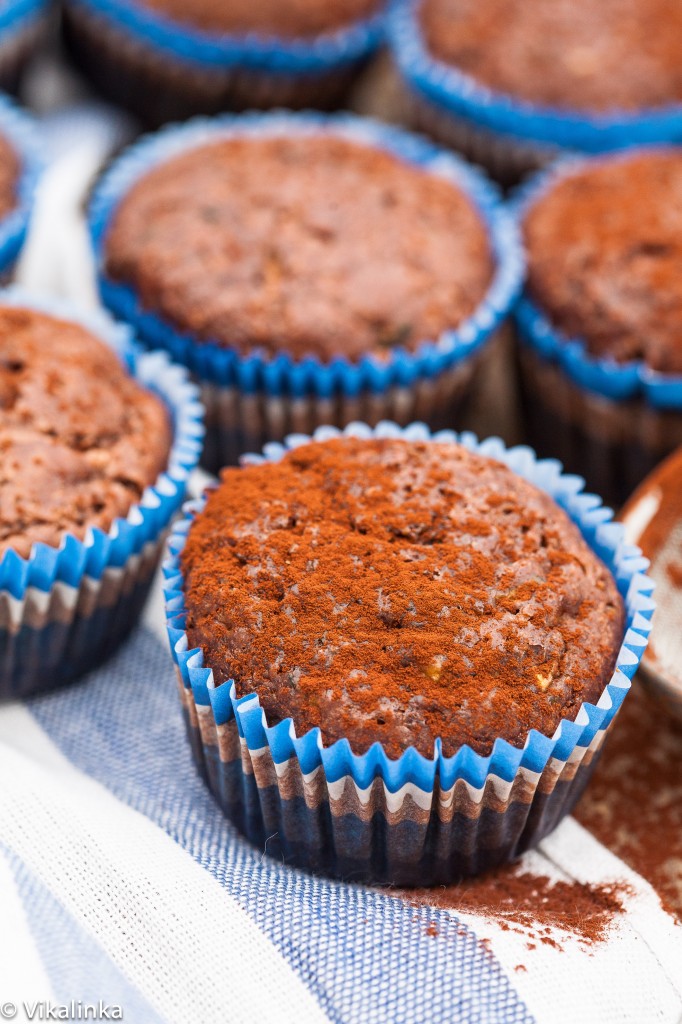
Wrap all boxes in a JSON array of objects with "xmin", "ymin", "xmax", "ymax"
[
  {"xmin": 0, "ymin": 292, "xmax": 202, "ymax": 700},
  {"xmin": 90, "ymin": 112, "xmax": 522, "ymax": 470},
  {"xmin": 389, "ymin": 0, "xmax": 682, "ymax": 185},
  {"xmin": 61, "ymin": 0, "xmax": 387, "ymax": 125},
  {"xmin": 515, "ymin": 147, "xmax": 682, "ymax": 509}
]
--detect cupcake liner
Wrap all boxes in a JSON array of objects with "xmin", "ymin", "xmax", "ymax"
[
  {"xmin": 512, "ymin": 149, "xmax": 682, "ymax": 505},
  {"xmin": 89, "ymin": 110, "xmax": 524, "ymax": 470},
  {"xmin": 163, "ymin": 420, "xmax": 654, "ymax": 884},
  {"xmin": 0, "ymin": 289, "xmax": 204, "ymax": 701},
  {"xmin": 388, "ymin": 0, "xmax": 682, "ymax": 183},
  {"xmin": 0, "ymin": 93, "xmax": 42, "ymax": 276},
  {"xmin": 63, "ymin": 0, "xmax": 385, "ymax": 122},
  {"xmin": 0, "ymin": 0, "xmax": 47, "ymax": 92},
  {"xmin": 0, "ymin": 1, "xmax": 46, "ymax": 94}
]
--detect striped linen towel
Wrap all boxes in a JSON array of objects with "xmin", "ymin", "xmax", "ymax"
[{"xmin": 0, "ymin": 580, "xmax": 681, "ymax": 1024}]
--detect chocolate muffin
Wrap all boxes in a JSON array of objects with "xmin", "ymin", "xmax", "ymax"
[
  {"xmin": 517, "ymin": 148, "xmax": 682, "ymax": 507},
  {"xmin": 389, "ymin": 0, "xmax": 682, "ymax": 185},
  {"xmin": 181, "ymin": 436, "xmax": 624, "ymax": 758},
  {"xmin": 524, "ymin": 150, "xmax": 682, "ymax": 373},
  {"xmin": 420, "ymin": 0, "xmax": 682, "ymax": 115},
  {"xmin": 0, "ymin": 305, "xmax": 172, "ymax": 559},
  {"xmin": 104, "ymin": 132, "xmax": 493, "ymax": 363},
  {"xmin": 62, "ymin": 0, "xmax": 384, "ymax": 125},
  {"xmin": 137, "ymin": 0, "xmax": 380, "ymax": 38}
]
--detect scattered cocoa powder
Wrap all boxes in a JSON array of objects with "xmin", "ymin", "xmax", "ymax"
[
  {"xmin": 576, "ymin": 681, "xmax": 682, "ymax": 919},
  {"xmin": 395, "ymin": 866, "xmax": 631, "ymax": 951},
  {"xmin": 183, "ymin": 437, "xmax": 624, "ymax": 758}
]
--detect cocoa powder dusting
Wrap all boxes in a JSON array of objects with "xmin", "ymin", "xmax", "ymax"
[
  {"xmin": 576, "ymin": 682, "xmax": 682, "ymax": 919},
  {"xmin": 396, "ymin": 867, "xmax": 631, "ymax": 950},
  {"xmin": 183, "ymin": 437, "xmax": 624, "ymax": 758}
]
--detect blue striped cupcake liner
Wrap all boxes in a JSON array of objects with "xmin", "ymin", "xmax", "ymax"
[
  {"xmin": 89, "ymin": 110, "xmax": 524, "ymax": 469},
  {"xmin": 0, "ymin": 289, "xmax": 205, "ymax": 701},
  {"xmin": 511, "ymin": 148, "xmax": 682, "ymax": 506},
  {"xmin": 163, "ymin": 420, "xmax": 653, "ymax": 884},
  {"xmin": 0, "ymin": 93, "xmax": 42, "ymax": 277},
  {"xmin": 388, "ymin": 0, "xmax": 682, "ymax": 182},
  {"xmin": 66, "ymin": 0, "xmax": 384, "ymax": 73},
  {"xmin": 0, "ymin": 0, "xmax": 47, "ymax": 91},
  {"xmin": 62, "ymin": 0, "xmax": 386, "ymax": 120}
]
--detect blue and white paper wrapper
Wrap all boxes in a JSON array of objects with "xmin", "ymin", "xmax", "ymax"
[
  {"xmin": 62, "ymin": 0, "xmax": 386, "ymax": 123},
  {"xmin": 89, "ymin": 111, "xmax": 523, "ymax": 470},
  {"xmin": 389, "ymin": 0, "xmax": 682, "ymax": 184},
  {"xmin": 0, "ymin": 290, "xmax": 204, "ymax": 701},
  {"xmin": 512, "ymin": 149, "xmax": 682, "ymax": 506},
  {"xmin": 163, "ymin": 420, "xmax": 654, "ymax": 885},
  {"xmin": 0, "ymin": 0, "xmax": 47, "ymax": 92},
  {"xmin": 0, "ymin": 94, "xmax": 41, "ymax": 277}
]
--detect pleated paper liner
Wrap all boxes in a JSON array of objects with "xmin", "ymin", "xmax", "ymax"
[
  {"xmin": 164, "ymin": 421, "xmax": 653, "ymax": 885},
  {"xmin": 62, "ymin": 0, "xmax": 386, "ymax": 125},
  {"xmin": 0, "ymin": 93, "xmax": 42, "ymax": 277},
  {"xmin": 0, "ymin": 0, "xmax": 48, "ymax": 93},
  {"xmin": 0, "ymin": 291, "xmax": 204, "ymax": 700}
]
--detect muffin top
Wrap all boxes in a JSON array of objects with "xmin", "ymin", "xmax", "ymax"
[
  {"xmin": 182, "ymin": 436, "xmax": 624, "ymax": 759},
  {"xmin": 0, "ymin": 306, "xmax": 172, "ymax": 559},
  {"xmin": 0, "ymin": 131, "xmax": 19, "ymax": 220},
  {"xmin": 137, "ymin": 0, "xmax": 380, "ymax": 37},
  {"xmin": 420, "ymin": 0, "xmax": 682, "ymax": 114},
  {"xmin": 523, "ymin": 150, "xmax": 682, "ymax": 374},
  {"xmin": 104, "ymin": 133, "xmax": 493, "ymax": 362}
]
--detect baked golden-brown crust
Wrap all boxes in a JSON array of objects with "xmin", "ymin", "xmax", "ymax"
[
  {"xmin": 421, "ymin": 0, "xmax": 682, "ymax": 114},
  {"xmin": 0, "ymin": 306, "xmax": 172, "ymax": 558},
  {"xmin": 524, "ymin": 150, "xmax": 682, "ymax": 373},
  {"xmin": 183, "ymin": 437, "xmax": 625, "ymax": 758},
  {"xmin": 104, "ymin": 133, "xmax": 493, "ymax": 362}
]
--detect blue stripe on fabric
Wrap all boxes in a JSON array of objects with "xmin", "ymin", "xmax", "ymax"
[
  {"xmin": 27, "ymin": 629, "xmax": 534, "ymax": 1024},
  {"xmin": 1, "ymin": 845, "xmax": 165, "ymax": 1024}
]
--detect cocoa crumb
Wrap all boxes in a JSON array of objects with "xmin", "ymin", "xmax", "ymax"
[{"xmin": 393, "ymin": 865, "xmax": 631, "ymax": 951}]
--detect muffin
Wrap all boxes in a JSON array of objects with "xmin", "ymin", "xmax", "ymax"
[
  {"xmin": 389, "ymin": 0, "xmax": 682, "ymax": 185},
  {"xmin": 0, "ymin": 95, "xmax": 41, "ymax": 277},
  {"xmin": 62, "ymin": 0, "xmax": 386, "ymax": 126},
  {"xmin": 164, "ymin": 422, "xmax": 652, "ymax": 884},
  {"xmin": 90, "ymin": 112, "xmax": 522, "ymax": 470},
  {"xmin": 0, "ymin": 0, "xmax": 48, "ymax": 93},
  {"xmin": 515, "ymin": 147, "xmax": 682, "ymax": 509},
  {"xmin": 0, "ymin": 293, "xmax": 203, "ymax": 700}
]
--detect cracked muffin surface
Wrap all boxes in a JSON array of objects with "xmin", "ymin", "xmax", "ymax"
[
  {"xmin": 523, "ymin": 150, "xmax": 682, "ymax": 374},
  {"xmin": 182, "ymin": 436, "xmax": 624, "ymax": 758},
  {"xmin": 0, "ymin": 305, "xmax": 172, "ymax": 558},
  {"xmin": 104, "ymin": 132, "xmax": 493, "ymax": 362}
]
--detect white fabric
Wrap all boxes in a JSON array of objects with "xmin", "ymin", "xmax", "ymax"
[
  {"xmin": 0, "ymin": 847, "xmax": 54, "ymax": 1006},
  {"xmin": 452, "ymin": 819, "xmax": 682, "ymax": 1024},
  {"xmin": 0, "ymin": 707, "xmax": 330, "ymax": 1024}
]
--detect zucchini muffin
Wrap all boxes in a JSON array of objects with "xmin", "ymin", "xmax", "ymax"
[
  {"xmin": 181, "ymin": 436, "xmax": 624, "ymax": 758},
  {"xmin": 518, "ymin": 148, "xmax": 682, "ymax": 507}
]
